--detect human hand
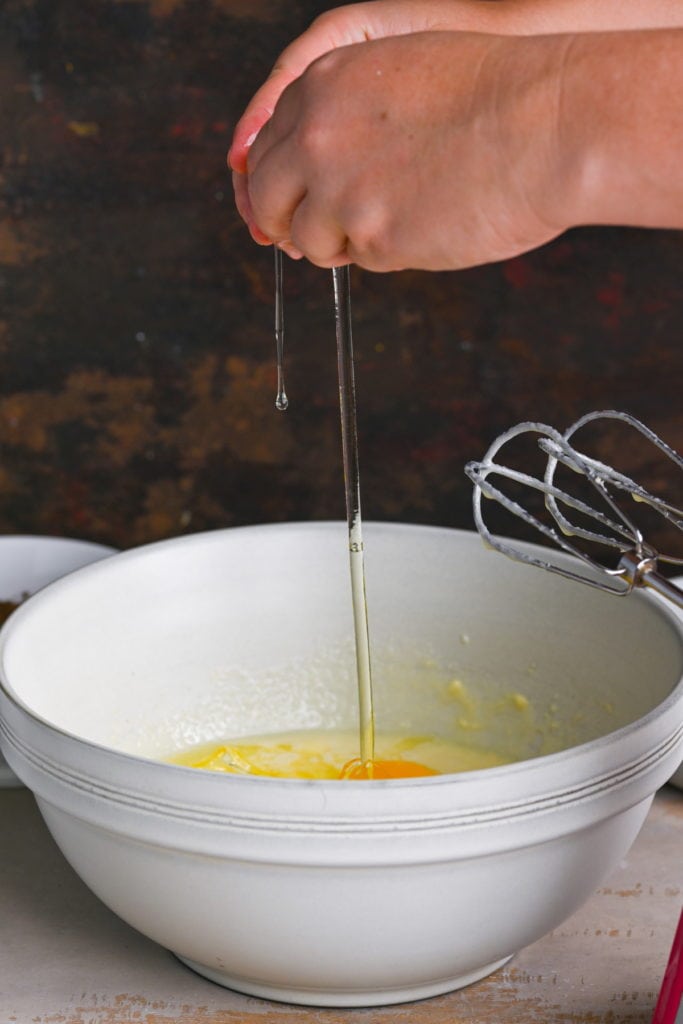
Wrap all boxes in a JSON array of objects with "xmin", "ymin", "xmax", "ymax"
[
  {"xmin": 229, "ymin": 1, "xmax": 511, "ymax": 247},
  {"xmin": 240, "ymin": 31, "xmax": 576, "ymax": 271},
  {"xmin": 229, "ymin": 0, "xmax": 683, "ymax": 248}
]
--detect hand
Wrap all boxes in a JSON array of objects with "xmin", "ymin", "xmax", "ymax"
[
  {"xmin": 241, "ymin": 31, "xmax": 575, "ymax": 271},
  {"xmin": 229, "ymin": 1, "xmax": 510, "ymax": 247},
  {"xmin": 228, "ymin": 0, "xmax": 683, "ymax": 247}
]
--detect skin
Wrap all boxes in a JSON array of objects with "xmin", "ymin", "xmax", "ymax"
[{"xmin": 229, "ymin": 0, "xmax": 683, "ymax": 271}]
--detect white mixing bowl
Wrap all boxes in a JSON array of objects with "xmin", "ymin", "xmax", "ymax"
[
  {"xmin": 0, "ymin": 534, "xmax": 116, "ymax": 786},
  {"xmin": 665, "ymin": 575, "xmax": 683, "ymax": 790},
  {"xmin": 0, "ymin": 523, "xmax": 681, "ymax": 1006}
]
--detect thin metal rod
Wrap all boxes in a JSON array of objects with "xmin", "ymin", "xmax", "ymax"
[
  {"xmin": 640, "ymin": 572, "xmax": 683, "ymax": 608},
  {"xmin": 619, "ymin": 552, "xmax": 683, "ymax": 609}
]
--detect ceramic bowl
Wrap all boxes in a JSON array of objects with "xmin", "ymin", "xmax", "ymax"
[
  {"xmin": 0, "ymin": 535, "xmax": 116, "ymax": 787},
  {"xmin": 666, "ymin": 576, "xmax": 683, "ymax": 790},
  {"xmin": 0, "ymin": 523, "xmax": 681, "ymax": 1007}
]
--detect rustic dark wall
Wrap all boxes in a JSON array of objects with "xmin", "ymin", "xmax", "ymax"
[{"xmin": 1, "ymin": 0, "xmax": 682, "ymax": 554}]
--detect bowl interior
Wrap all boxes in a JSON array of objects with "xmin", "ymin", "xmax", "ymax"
[{"xmin": 1, "ymin": 523, "xmax": 681, "ymax": 768}]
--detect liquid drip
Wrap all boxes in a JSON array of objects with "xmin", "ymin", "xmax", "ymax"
[
  {"xmin": 333, "ymin": 266, "xmax": 375, "ymax": 771},
  {"xmin": 274, "ymin": 247, "xmax": 288, "ymax": 411}
]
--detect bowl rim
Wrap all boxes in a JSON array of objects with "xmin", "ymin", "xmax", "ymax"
[{"xmin": 0, "ymin": 522, "xmax": 681, "ymax": 807}]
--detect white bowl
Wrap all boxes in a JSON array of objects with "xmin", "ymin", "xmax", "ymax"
[
  {"xmin": 666, "ymin": 575, "xmax": 683, "ymax": 790},
  {"xmin": 0, "ymin": 535, "xmax": 116, "ymax": 786},
  {"xmin": 0, "ymin": 523, "xmax": 681, "ymax": 1006}
]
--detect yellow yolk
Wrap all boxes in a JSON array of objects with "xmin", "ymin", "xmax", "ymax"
[
  {"xmin": 168, "ymin": 728, "xmax": 510, "ymax": 780},
  {"xmin": 339, "ymin": 758, "xmax": 439, "ymax": 779}
]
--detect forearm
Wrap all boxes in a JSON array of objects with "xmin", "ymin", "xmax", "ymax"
[
  {"xmin": 552, "ymin": 28, "xmax": 683, "ymax": 231},
  {"xmin": 482, "ymin": 0, "xmax": 683, "ymax": 34},
  {"xmin": 352, "ymin": 0, "xmax": 683, "ymax": 36}
]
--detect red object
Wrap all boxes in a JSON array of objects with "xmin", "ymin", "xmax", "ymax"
[{"xmin": 653, "ymin": 909, "xmax": 683, "ymax": 1024}]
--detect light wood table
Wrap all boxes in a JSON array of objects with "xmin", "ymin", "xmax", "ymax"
[{"xmin": 1, "ymin": 784, "xmax": 681, "ymax": 1024}]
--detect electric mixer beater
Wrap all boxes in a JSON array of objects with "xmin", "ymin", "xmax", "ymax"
[
  {"xmin": 465, "ymin": 409, "xmax": 683, "ymax": 608},
  {"xmin": 467, "ymin": 408, "xmax": 683, "ymax": 1022}
]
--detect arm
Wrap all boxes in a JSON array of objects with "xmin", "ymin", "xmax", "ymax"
[
  {"xmin": 479, "ymin": 0, "xmax": 683, "ymax": 32},
  {"xmin": 229, "ymin": 0, "xmax": 683, "ymax": 246},
  {"xmin": 558, "ymin": 27, "xmax": 683, "ymax": 233},
  {"xmin": 229, "ymin": 0, "xmax": 683, "ymax": 174},
  {"xmin": 243, "ymin": 27, "xmax": 683, "ymax": 271}
]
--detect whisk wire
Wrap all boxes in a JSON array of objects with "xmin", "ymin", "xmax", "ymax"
[
  {"xmin": 541, "ymin": 434, "xmax": 683, "ymax": 541},
  {"xmin": 469, "ymin": 463, "xmax": 636, "ymax": 596},
  {"xmin": 466, "ymin": 411, "xmax": 683, "ymax": 607},
  {"xmin": 539, "ymin": 439, "xmax": 649, "ymax": 555}
]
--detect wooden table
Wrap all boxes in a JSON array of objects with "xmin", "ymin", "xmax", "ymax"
[{"xmin": 1, "ymin": 784, "xmax": 681, "ymax": 1024}]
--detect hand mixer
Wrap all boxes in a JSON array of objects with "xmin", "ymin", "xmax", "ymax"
[
  {"xmin": 467, "ymin": 409, "xmax": 683, "ymax": 1022},
  {"xmin": 465, "ymin": 409, "xmax": 683, "ymax": 609}
]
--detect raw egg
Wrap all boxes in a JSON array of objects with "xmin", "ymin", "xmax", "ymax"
[{"xmin": 169, "ymin": 729, "xmax": 510, "ymax": 780}]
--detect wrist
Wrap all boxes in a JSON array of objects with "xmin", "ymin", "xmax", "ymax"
[
  {"xmin": 480, "ymin": 33, "xmax": 587, "ymax": 239},
  {"xmin": 554, "ymin": 29, "xmax": 683, "ymax": 231}
]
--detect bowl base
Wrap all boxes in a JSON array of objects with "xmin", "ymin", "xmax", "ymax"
[{"xmin": 175, "ymin": 952, "xmax": 513, "ymax": 1007}]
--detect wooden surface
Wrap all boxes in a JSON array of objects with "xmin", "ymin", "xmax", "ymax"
[{"xmin": 0, "ymin": 784, "xmax": 681, "ymax": 1023}]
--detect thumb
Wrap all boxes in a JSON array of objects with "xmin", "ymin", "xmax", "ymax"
[
  {"xmin": 228, "ymin": 5, "xmax": 370, "ymax": 172},
  {"xmin": 228, "ymin": 68, "xmax": 297, "ymax": 173}
]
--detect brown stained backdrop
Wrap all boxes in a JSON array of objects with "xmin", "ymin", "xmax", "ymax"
[{"xmin": 1, "ymin": 0, "xmax": 682, "ymax": 552}]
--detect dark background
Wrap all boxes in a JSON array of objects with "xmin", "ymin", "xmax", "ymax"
[{"xmin": 1, "ymin": 0, "xmax": 681, "ymax": 554}]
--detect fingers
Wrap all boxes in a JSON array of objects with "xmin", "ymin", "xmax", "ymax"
[
  {"xmin": 246, "ymin": 129, "xmax": 307, "ymax": 244},
  {"xmin": 232, "ymin": 171, "xmax": 269, "ymax": 245},
  {"xmin": 289, "ymin": 195, "xmax": 349, "ymax": 267},
  {"xmin": 228, "ymin": 91, "xmax": 293, "ymax": 175},
  {"xmin": 227, "ymin": 36, "xmax": 326, "ymax": 243},
  {"xmin": 248, "ymin": 134, "xmax": 348, "ymax": 267},
  {"xmin": 229, "ymin": 3, "xmax": 408, "ymax": 260},
  {"xmin": 234, "ymin": 164, "xmax": 304, "ymax": 256},
  {"xmin": 231, "ymin": 80, "xmax": 308, "ymax": 252},
  {"xmin": 231, "ymin": 96, "xmax": 293, "ymax": 246},
  {"xmin": 228, "ymin": 4, "xmax": 380, "ymax": 175},
  {"xmin": 227, "ymin": 22, "xmax": 338, "ymax": 173}
]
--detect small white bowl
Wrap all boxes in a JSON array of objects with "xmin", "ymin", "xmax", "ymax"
[
  {"xmin": 0, "ymin": 523, "xmax": 681, "ymax": 1006},
  {"xmin": 0, "ymin": 535, "xmax": 116, "ymax": 786}
]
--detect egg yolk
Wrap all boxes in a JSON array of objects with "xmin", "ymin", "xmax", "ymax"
[{"xmin": 340, "ymin": 758, "xmax": 439, "ymax": 779}]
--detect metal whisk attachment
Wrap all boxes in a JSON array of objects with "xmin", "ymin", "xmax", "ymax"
[{"xmin": 465, "ymin": 410, "xmax": 683, "ymax": 608}]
